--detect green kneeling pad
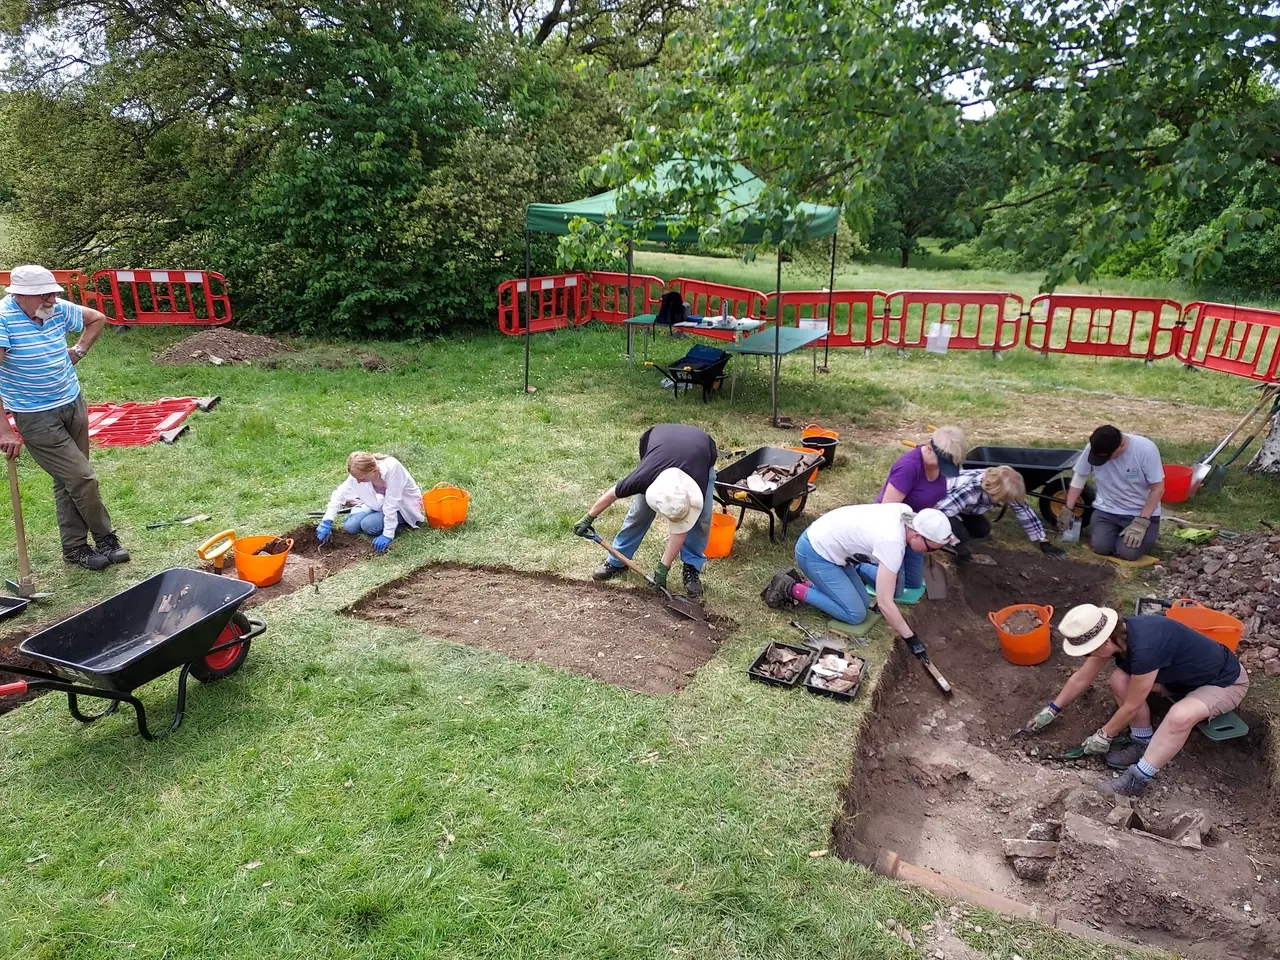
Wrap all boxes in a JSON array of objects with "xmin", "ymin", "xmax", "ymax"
[{"xmin": 827, "ymin": 612, "xmax": 882, "ymax": 637}]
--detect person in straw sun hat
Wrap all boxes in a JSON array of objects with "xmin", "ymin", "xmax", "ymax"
[
  {"xmin": 1020, "ymin": 603, "xmax": 1248, "ymax": 797},
  {"xmin": 573, "ymin": 424, "xmax": 716, "ymax": 599}
]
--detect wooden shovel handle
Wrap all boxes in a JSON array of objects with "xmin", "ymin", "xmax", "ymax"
[
  {"xmin": 594, "ymin": 536, "xmax": 651, "ymax": 580},
  {"xmin": 6, "ymin": 457, "xmax": 31, "ymax": 583}
]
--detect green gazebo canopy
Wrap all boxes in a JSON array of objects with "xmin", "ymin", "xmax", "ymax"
[{"xmin": 525, "ymin": 161, "xmax": 840, "ymax": 244}]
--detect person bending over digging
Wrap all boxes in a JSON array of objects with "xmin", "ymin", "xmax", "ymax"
[
  {"xmin": 936, "ymin": 465, "xmax": 1065, "ymax": 560},
  {"xmin": 573, "ymin": 423, "xmax": 716, "ymax": 599},
  {"xmin": 761, "ymin": 504, "xmax": 956, "ymax": 659},
  {"xmin": 876, "ymin": 425, "xmax": 965, "ymax": 596},
  {"xmin": 1022, "ymin": 604, "xmax": 1248, "ymax": 797},
  {"xmin": 1057, "ymin": 425, "xmax": 1163, "ymax": 560},
  {"xmin": 316, "ymin": 451, "xmax": 424, "ymax": 553}
]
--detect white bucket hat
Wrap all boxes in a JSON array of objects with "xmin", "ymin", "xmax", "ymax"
[
  {"xmin": 645, "ymin": 468, "xmax": 704, "ymax": 535},
  {"xmin": 1060, "ymin": 603, "xmax": 1120, "ymax": 656},
  {"xmin": 4, "ymin": 265, "xmax": 63, "ymax": 296},
  {"xmin": 908, "ymin": 507, "xmax": 958, "ymax": 546}
]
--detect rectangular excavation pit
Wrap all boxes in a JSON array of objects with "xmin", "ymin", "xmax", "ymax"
[
  {"xmin": 346, "ymin": 564, "xmax": 730, "ymax": 694},
  {"xmin": 832, "ymin": 547, "xmax": 1280, "ymax": 960}
]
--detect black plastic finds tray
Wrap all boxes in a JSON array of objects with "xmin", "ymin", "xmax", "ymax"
[
  {"xmin": 801, "ymin": 646, "xmax": 867, "ymax": 702},
  {"xmin": 747, "ymin": 641, "xmax": 815, "ymax": 688},
  {"xmin": 1134, "ymin": 596, "xmax": 1173, "ymax": 617},
  {"xmin": 0, "ymin": 595, "xmax": 31, "ymax": 622}
]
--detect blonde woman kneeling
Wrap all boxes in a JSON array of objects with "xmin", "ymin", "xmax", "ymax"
[
  {"xmin": 935, "ymin": 465, "xmax": 1064, "ymax": 558},
  {"xmin": 316, "ymin": 452, "xmax": 424, "ymax": 553}
]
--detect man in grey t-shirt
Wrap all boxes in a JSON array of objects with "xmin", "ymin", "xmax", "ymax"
[{"xmin": 1060, "ymin": 425, "xmax": 1165, "ymax": 560}]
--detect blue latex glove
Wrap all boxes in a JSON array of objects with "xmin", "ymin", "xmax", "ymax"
[
  {"xmin": 372, "ymin": 535, "xmax": 393, "ymax": 553},
  {"xmin": 317, "ymin": 519, "xmax": 333, "ymax": 543}
]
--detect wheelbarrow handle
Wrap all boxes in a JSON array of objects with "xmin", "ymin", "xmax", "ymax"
[{"xmin": 0, "ymin": 679, "xmax": 28, "ymax": 697}]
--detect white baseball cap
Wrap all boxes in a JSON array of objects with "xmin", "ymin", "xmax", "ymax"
[
  {"xmin": 5, "ymin": 265, "xmax": 63, "ymax": 296},
  {"xmin": 1059, "ymin": 603, "xmax": 1120, "ymax": 656},
  {"xmin": 908, "ymin": 507, "xmax": 958, "ymax": 546},
  {"xmin": 645, "ymin": 468, "xmax": 704, "ymax": 535}
]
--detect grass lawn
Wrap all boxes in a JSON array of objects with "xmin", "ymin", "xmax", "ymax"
[{"xmin": 1, "ymin": 255, "xmax": 1277, "ymax": 960}]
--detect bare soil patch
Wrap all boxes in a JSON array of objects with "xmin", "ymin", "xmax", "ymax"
[
  {"xmin": 241, "ymin": 523, "xmax": 367, "ymax": 608},
  {"xmin": 0, "ymin": 628, "xmax": 41, "ymax": 717},
  {"xmin": 154, "ymin": 329, "xmax": 292, "ymax": 365},
  {"xmin": 833, "ymin": 547, "xmax": 1280, "ymax": 959},
  {"xmin": 346, "ymin": 564, "xmax": 730, "ymax": 694}
]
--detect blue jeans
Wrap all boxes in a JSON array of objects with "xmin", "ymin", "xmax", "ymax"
[
  {"xmin": 345, "ymin": 508, "xmax": 409, "ymax": 537},
  {"xmin": 794, "ymin": 530, "xmax": 872, "ymax": 624},
  {"xmin": 606, "ymin": 468, "xmax": 716, "ymax": 571}
]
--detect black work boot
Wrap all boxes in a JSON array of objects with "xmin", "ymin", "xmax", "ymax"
[
  {"xmin": 682, "ymin": 563, "xmax": 703, "ymax": 599},
  {"xmin": 95, "ymin": 532, "xmax": 131, "ymax": 565},
  {"xmin": 64, "ymin": 544, "xmax": 110, "ymax": 571},
  {"xmin": 761, "ymin": 569, "xmax": 799, "ymax": 609},
  {"xmin": 592, "ymin": 562, "xmax": 626, "ymax": 581}
]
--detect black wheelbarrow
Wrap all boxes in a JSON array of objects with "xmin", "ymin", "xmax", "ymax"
[
  {"xmin": 962, "ymin": 446, "xmax": 1095, "ymax": 529},
  {"xmin": 0, "ymin": 568, "xmax": 266, "ymax": 740},
  {"xmin": 714, "ymin": 446, "xmax": 822, "ymax": 543}
]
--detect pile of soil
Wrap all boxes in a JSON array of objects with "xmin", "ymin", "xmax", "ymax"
[
  {"xmin": 1002, "ymin": 609, "xmax": 1043, "ymax": 635},
  {"xmin": 346, "ymin": 564, "xmax": 729, "ymax": 694},
  {"xmin": 1157, "ymin": 532, "xmax": 1280, "ymax": 675},
  {"xmin": 242, "ymin": 523, "xmax": 367, "ymax": 608},
  {"xmin": 154, "ymin": 330, "xmax": 292, "ymax": 365},
  {"xmin": 832, "ymin": 547, "xmax": 1280, "ymax": 959}
]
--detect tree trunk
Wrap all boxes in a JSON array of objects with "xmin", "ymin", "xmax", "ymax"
[
  {"xmin": 1248, "ymin": 412, "xmax": 1280, "ymax": 475},
  {"xmin": 900, "ymin": 246, "xmax": 910, "ymax": 268}
]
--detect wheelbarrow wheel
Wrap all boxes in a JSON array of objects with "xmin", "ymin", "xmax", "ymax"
[
  {"xmin": 1038, "ymin": 478, "xmax": 1095, "ymax": 529},
  {"xmin": 190, "ymin": 612, "xmax": 252, "ymax": 683}
]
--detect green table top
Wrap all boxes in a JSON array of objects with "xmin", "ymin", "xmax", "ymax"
[
  {"xmin": 722, "ymin": 326, "xmax": 827, "ymax": 356},
  {"xmin": 623, "ymin": 313, "xmax": 659, "ymax": 325}
]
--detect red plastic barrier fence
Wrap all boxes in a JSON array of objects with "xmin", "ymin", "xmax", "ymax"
[
  {"xmin": 766, "ymin": 289, "xmax": 888, "ymax": 348},
  {"xmin": 585, "ymin": 272, "xmax": 665, "ymax": 325},
  {"xmin": 0, "ymin": 269, "xmax": 100, "ymax": 310},
  {"xmin": 668, "ymin": 278, "xmax": 769, "ymax": 342},
  {"xmin": 88, "ymin": 398, "xmax": 202, "ymax": 446},
  {"xmin": 1025, "ymin": 294, "xmax": 1184, "ymax": 360},
  {"xmin": 884, "ymin": 290, "xmax": 1023, "ymax": 352},
  {"xmin": 92, "ymin": 270, "xmax": 231, "ymax": 325},
  {"xmin": 497, "ymin": 273, "xmax": 589, "ymax": 335},
  {"xmin": 1178, "ymin": 302, "xmax": 1280, "ymax": 382}
]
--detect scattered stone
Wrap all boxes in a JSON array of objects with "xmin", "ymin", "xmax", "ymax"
[
  {"xmin": 1002, "ymin": 839, "xmax": 1061, "ymax": 859},
  {"xmin": 1012, "ymin": 856, "xmax": 1053, "ymax": 881},
  {"xmin": 1025, "ymin": 820, "xmax": 1061, "ymax": 842}
]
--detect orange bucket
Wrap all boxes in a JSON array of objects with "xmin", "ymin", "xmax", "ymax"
[
  {"xmin": 233, "ymin": 534, "xmax": 293, "ymax": 587},
  {"xmin": 786, "ymin": 446, "xmax": 823, "ymax": 483},
  {"xmin": 704, "ymin": 510, "xmax": 737, "ymax": 559},
  {"xmin": 423, "ymin": 482, "xmax": 470, "ymax": 529},
  {"xmin": 1168, "ymin": 598, "xmax": 1244, "ymax": 651},
  {"xmin": 989, "ymin": 603, "xmax": 1054, "ymax": 666},
  {"xmin": 801, "ymin": 422, "xmax": 840, "ymax": 441}
]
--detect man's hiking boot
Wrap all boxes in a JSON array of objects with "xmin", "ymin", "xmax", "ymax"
[
  {"xmin": 95, "ymin": 532, "xmax": 131, "ymax": 565},
  {"xmin": 592, "ymin": 562, "xmax": 626, "ymax": 582},
  {"xmin": 64, "ymin": 544, "xmax": 109, "ymax": 571},
  {"xmin": 682, "ymin": 563, "xmax": 703, "ymax": 599}
]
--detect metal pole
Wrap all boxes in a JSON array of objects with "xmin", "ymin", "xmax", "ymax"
[
  {"xmin": 626, "ymin": 239, "xmax": 634, "ymax": 318},
  {"xmin": 822, "ymin": 223, "xmax": 838, "ymax": 371},
  {"xmin": 523, "ymin": 229, "xmax": 532, "ymax": 394},
  {"xmin": 773, "ymin": 248, "xmax": 783, "ymax": 426}
]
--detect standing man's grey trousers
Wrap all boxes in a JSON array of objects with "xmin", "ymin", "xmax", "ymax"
[{"xmin": 11, "ymin": 393, "xmax": 113, "ymax": 552}]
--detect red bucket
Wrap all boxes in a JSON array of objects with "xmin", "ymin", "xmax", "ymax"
[{"xmin": 1162, "ymin": 465, "xmax": 1193, "ymax": 504}]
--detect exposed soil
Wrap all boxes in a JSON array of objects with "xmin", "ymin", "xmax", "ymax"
[
  {"xmin": 240, "ymin": 523, "xmax": 367, "ymax": 608},
  {"xmin": 833, "ymin": 547, "xmax": 1280, "ymax": 960},
  {"xmin": 154, "ymin": 329, "xmax": 292, "ymax": 365},
  {"xmin": 346, "ymin": 564, "xmax": 730, "ymax": 694},
  {"xmin": 0, "ymin": 628, "xmax": 41, "ymax": 716}
]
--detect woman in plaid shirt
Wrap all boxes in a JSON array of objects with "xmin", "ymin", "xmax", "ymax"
[{"xmin": 935, "ymin": 466, "xmax": 1064, "ymax": 558}]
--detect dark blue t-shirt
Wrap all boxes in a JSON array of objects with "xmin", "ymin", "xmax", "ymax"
[
  {"xmin": 614, "ymin": 425, "xmax": 717, "ymax": 498},
  {"xmin": 1114, "ymin": 616, "xmax": 1241, "ymax": 695}
]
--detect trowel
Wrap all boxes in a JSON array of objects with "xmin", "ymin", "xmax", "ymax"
[{"xmin": 583, "ymin": 532, "xmax": 704, "ymax": 622}]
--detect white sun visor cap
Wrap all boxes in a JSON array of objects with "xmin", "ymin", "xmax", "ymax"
[
  {"xmin": 645, "ymin": 468, "xmax": 704, "ymax": 535},
  {"xmin": 4, "ymin": 265, "xmax": 64, "ymax": 296},
  {"xmin": 909, "ymin": 508, "xmax": 959, "ymax": 546}
]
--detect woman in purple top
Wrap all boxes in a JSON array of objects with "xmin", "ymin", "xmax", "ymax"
[{"xmin": 875, "ymin": 426, "xmax": 965, "ymax": 594}]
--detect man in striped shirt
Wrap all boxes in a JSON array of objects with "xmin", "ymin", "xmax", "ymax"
[{"xmin": 0, "ymin": 265, "xmax": 129, "ymax": 570}]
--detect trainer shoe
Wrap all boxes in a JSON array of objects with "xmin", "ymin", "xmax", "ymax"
[
  {"xmin": 761, "ymin": 569, "xmax": 799, "ymax": 609},
  {"xmin": 1105, "ymin": 742, "xmax": 1147, "ymax": 770},
  {"xmin": 682, "ymin": 563, "xmax": 703, "ymax": 599},
  {"xmin": 1097, "ymin": 765, "xmax": 1152, "ymax": 797},
  {"xmin": 95, "ymin": 532, "xmax": 131, "ymax": 565},
  {"xmin": 64, "ymin": 544, "xmax": 110, "ymax": 571},
  {"xmin": 592, "ymin": 562, "xmax": 626, "ymax": 582}
]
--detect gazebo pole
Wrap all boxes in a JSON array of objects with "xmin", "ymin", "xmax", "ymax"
[
  {"xmin": 626, "ymin": 239, "xmax": 634, "ymax": 318},
  {"xmin": 772, "ymin": 247, "xmax": 783, "ymax": 427},
  {"xmin": 821, "ymin": 224, "xmax": 837, "ymax": 373},
  {"xmin": 523, "ymin": 228, "xmax": 533, "ymax": 394}
]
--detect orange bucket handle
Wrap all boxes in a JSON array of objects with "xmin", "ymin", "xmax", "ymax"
[
  {"xmin": 430, "ymin": 481, "xmax": 457, "ymax": 490},
  {"xmin": 987, "ymin": 611, "xmax": 1001, "ymax": 629}
]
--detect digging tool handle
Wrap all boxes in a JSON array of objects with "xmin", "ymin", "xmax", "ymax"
[
  {"xmin": 593, "ymin": 536, "xmax": 651, "ymax": 580},
  {"xmin": 6, "ymin": 458, "xmax": 32, "ymax": 584},
  {"xmin": 0, "ymin": 680, "xmax": 28, "ymax": 697}
]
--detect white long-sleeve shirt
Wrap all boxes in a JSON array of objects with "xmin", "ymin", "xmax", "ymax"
[{"xmin": 322, "ymin": 456, "xmax": 423, "ymax": 538}]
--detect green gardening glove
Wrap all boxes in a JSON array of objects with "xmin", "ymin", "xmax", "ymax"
[
  {"xmin": 653, "ymin": 562, "xmax": 670, "ymax": 589},
  {"xmin": 573, "ymin": 513, "xmax": 597, "ymax": 538},
  {"xmin": 1023, "ymin": 704, "xmax": 1059, "ymax": 733}
]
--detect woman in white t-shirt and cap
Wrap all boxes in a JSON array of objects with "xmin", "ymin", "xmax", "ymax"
[
  {"xmin": 762, "ymin": 503, "xmax": 957, "ymax": 657},
  {"xmin": 315, "ymin": 451, "xmax": 424, "ymax": 553}
]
